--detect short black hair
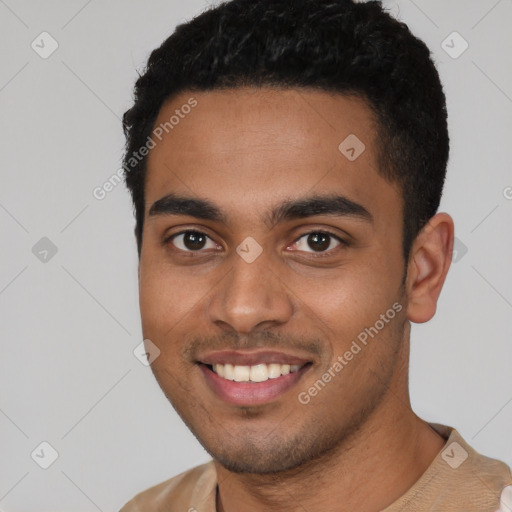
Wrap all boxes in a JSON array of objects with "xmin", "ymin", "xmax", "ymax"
[{"xmin": 122, "ymin": 0, "xmax": 449, "ymax": 261}]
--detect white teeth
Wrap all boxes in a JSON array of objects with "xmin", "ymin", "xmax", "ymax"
[
  {"xmin": 211, "ymin": 362, "xmax": 303, "ymax": 382},
  {"xmin": 233, "ymin": 365, "xmax": 250, "ymax": 382},
  {"xmin": 214, "ymin": 363, "xmax": 225, "ymax": 378},
  {"xmin": 250, "ymin": 364, "xmax": 268, "ymax": 382},
  {"xmin": 223, "ymin": 363, "xmax": 234, "ymax": 381},
  {"xmin": 268, "ymin": 363, "xmax": 282, "ymax": 379}
]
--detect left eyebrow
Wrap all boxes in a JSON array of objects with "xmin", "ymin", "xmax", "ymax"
[
  {"xmin": 148, "ymin": 192, "xmax": 372, "ymax": 228},
  {"xmin": 264, "ymin": 194, "xmax": 373, "ymax": 229}
]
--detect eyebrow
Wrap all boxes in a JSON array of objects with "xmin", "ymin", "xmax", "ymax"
[{"xmin": 148, "ymin": 192, "xmax": 372, "ymax": 228}]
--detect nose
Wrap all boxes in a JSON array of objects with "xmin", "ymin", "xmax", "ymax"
[{"xmin": 206, "ymin": 248, "xmax": 294, "ymax": 335}]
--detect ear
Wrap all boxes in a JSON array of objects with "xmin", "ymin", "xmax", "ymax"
[{"xmin": 405, "ymin": 212, "xmax": 454, "ymax": 323}]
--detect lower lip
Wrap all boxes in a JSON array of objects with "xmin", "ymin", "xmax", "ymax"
[{"xmin": 199, "ymin": 364, "xmax": 311, "ymax": 406}]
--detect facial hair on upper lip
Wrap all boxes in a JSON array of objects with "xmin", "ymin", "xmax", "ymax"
[{"xmin": 180, "ymin": 330, "xmax": 325, "ymax": 364}]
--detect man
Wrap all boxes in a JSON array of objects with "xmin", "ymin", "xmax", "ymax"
[{"xmin": 119, "ymin": 0, "xmax": 512, "ymax": 510}]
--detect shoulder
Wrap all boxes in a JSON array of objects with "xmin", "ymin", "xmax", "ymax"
[
  {"xmin": 385, "ymin": 423, "xmax": 512, "ymax": 512},
  {"xmin": 435, "ymin": 423, "xmax": 512, "ymax": 493},
  {"xmin": 119, "ymin": 460, "xmax": 217, "ymax": 512}
]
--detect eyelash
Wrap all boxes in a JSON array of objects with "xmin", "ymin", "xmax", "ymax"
[{"xmin": 164, "ymin": 229, "xmax": 348, "ymax": 257}]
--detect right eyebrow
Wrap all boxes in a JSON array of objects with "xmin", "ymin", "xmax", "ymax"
[{"xmin": 148, "ymin": 193, "xmax": 227, "ymax": 224}]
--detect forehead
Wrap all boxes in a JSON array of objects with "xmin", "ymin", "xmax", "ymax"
[{"xmin": 144, "ymin": 87, "xmax": 401, "ymax": 229}]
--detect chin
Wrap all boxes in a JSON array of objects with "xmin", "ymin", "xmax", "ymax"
[
  {"xmin": 205, "ymin": 430, "xmax": 340, "ymax": 475},
  {"xmin": 214, "ymin": 453, "xmax": 303, "ymax": 475}
]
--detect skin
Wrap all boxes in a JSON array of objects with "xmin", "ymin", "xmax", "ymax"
[{"xmin": 138, "ymin": 87, "xmax": 454, "ymax": 512}]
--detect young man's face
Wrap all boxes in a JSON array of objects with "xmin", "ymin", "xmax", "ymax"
[{"xmin": 139, "ymin": 88, "xmax": 409, "ymax": 473}]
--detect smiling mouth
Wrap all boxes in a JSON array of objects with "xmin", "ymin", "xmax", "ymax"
[
  {"xmin": 198, "ymin": 360, "xmax": 313, "ymax": 406},
  {"xmin": 204, "ymin": 362, "xmax": 310, "ymax": 383},
  {"xmin": 196, "ymin": 348, "xmax": 314, "ymax": 406}
]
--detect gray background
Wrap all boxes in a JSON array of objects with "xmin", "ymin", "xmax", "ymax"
[{"xmin": 1, "ymin": 0, "xmax": 511, "ymax": 510}]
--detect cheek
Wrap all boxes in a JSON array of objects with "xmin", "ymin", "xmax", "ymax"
[
  {"xmin": 291, "ymin": 256, "xmax": 399, "ymax": 327},
  {"xmin": 138, "ymin": 255, "xmax": 201, "ymax": 322},
  {"xmin": 138, "ymin": 261, "xmax": 184, "ymax": 336}
]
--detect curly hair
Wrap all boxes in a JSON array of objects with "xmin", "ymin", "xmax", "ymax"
[{"xmin": 122, "ymin": 0, "xmax": 449, "ymax": 260}]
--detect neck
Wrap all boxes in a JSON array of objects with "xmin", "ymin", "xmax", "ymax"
[
  {"xmin": 214, "ymin": 341, "xmax": 446, "ymax": 512},
  {"xmin": 216, "ymin": 410, "xmax": 445, "ymax": 512}
]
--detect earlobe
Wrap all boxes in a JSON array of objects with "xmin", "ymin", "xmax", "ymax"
[{"xmin": 405, "ymin": 213, "xmax": 454, "ymax": 324}]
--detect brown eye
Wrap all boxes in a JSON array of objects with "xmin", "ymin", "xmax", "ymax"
[
  {"xmin": 292, "ymin": 231, "xmax": 344, "ymax": 254},
  {"xmin": 307, "ymin": 232, "xmax": 331, "ymax": 252},
  {"xmin": 169, "ymin": 231, "xmax": 217, "ymax": 252}
]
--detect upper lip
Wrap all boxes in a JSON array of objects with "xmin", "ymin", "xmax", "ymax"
[{"xmin": 198, "ymin": 350, "xmax": 312, "ymax": 367}]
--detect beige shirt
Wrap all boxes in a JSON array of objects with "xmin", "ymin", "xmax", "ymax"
[{"xmin": 120, "ymin": 423, "xmax": 512, "ymax": 511}]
